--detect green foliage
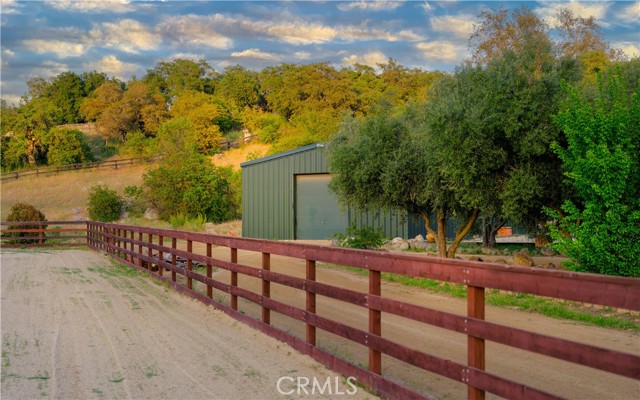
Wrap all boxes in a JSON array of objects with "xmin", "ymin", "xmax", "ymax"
[
  {"xmin": 332, "ymin": 223, "xmax": 386, "ymax": 250},
  {"xmin": 169, "ymin": 213, "xmax": 188, "ymax": 229},
  {"xmin": 44, "ymin": 128, "xmax": 94, "ymax": 166},
  {"xmin": 120, "ymin": 130, "xmax": 156, "ymax": 158},
  {"xmin": 4, "ymin": 203, "xmax": 47, "ymax": 244},
  {"xmin": 549, "ymin": 69, "xmax": 640, "ymax": 276},
  {"xmin": 87, "ymin": 185, "xmax": 123, "ymax": 222},
  {"xmin": 123, "ymin": 185, "xmax": 147, "ymax": 218},
  {"xmin": 143, "ymin": 142, "xmax": 239, "ymax": 223}
]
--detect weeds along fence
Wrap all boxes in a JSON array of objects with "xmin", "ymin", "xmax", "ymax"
[
  {"xmin": 1, "ymin": 221, "xmax": 638, "ymax": 399},
  {"xmin": 0, "ymin": 220, "xmax": 87, "ymax": 247},
  {"xmin": 0, "ymin": 157, "xmax": 154, "ymax": 181},
  {"xmin": 81, "ymin": 222, "xmax": 639, "ymax": 400}
]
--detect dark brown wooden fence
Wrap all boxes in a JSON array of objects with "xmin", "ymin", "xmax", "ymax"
[
  {"xmin": 0, "ymin": 157, "xmax": 155, "ymax": 181},
  {"xmin": 0, "ymin": 220, "xmax": 87, "ymax": 247},
  {"xmin": 74, "ymin": 222, "xmax": 639, "ymax": 400}
]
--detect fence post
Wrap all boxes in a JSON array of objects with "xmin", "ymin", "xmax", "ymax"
[
  {"xmin": 137, "ymin": 231, "xmax": 142, "ymax": 267},
  {"xmin": 147, "ymin": 233, "xmax": 153, "ymax": 271},
  {"xmin": 186, "ymin": 240, "xmax": 193, "ymax": 290},
  {"xmin": 158, "ymin": 236, "xmax": 164, "ymax": 277},
  {"xmin": 171, "ymin": 238, "xmax": 177, "ymax": 282},
  {"xmin": 262, "ymin": 252, "xmax": 270, "ymax": 325},
  {"xmin": 231, "ymin": 248, "xmax": 238, "ymax": 310},
  {"xmin": 467, "ymin": 286, "xmax": 486, "ymax": 400},
  {"xmin": 206, "ymin": 243, "xmax": 213, "ymax": 298},
  {"xmin": 369, "ymin": 269, "xmax": 382, "ymax": 374},
  {"xmin": 306, "ymin": 259, "xmax": 316, "ymax": 346},
  {"xmin": 38, "ymin": 223, "xmax": 44, "ymax": 245}
]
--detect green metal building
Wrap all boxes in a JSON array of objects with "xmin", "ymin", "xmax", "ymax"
[{"xmin": 240, "ymin": 143, "xmax": 429, "ymax": 240}]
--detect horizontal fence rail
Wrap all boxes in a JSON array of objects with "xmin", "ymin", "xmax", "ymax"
[
  {"xmin": 72, "ymin": 222, "xmax": 640, "ymax": 400},
  {"xmin": 0, "ymin": 220, "xmax": 88, "ymax": 248},
  {"xmin": 0, "ymin": 157, "xmax": 155, "ymax": 181}
]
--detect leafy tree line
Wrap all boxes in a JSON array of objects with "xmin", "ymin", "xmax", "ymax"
[
  {"xmin": 328, "ymin": 6, "xmax": 639, "ymax": 276},
  {"xmin": 1, "ymin": 58, "xmax": 441, "ymax": 172}
]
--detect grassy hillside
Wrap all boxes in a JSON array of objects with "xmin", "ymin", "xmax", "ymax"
[{"xmin": 1, "ymin": 143, "xmax": 269, "ymax": 222}]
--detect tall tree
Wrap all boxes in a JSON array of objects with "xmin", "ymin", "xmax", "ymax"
[{"xmin": 144, "ymin": 59, "xmax": 216, "ymax": 97}]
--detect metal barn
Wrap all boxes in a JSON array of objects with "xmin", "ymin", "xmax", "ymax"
[{"xmin": 240, "ymin": 143, "xmax": 428, "ymax": 240}]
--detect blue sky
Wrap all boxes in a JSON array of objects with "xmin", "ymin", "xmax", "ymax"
[{"xmin": 1, "ymin": 1, "xmax": 638, "ymax": 105}]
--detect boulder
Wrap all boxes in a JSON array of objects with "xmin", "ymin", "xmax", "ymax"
[
  {"xmin": 468, "ymin": 256, "xmax": 484, "ymax": 262},
  {"xmin": 541, "ymin": 262, "xmax": 557, "ymax": 270},
  {"xmin": 513, "ymin": 253, "xmax": 534, "ymax": 267},
  {"xmin": 410, "ymin": 240, "xmax": 430, "ymax": 250},
  {"xmin": 414, "ymin": 234, "xmax": 424, "ymax": 241},
  {"xmin": 494, "ymin": 258, "xmax": 508, "ymax": 264},
  {"xmin": 515, "ymin": 247, "xmax": 531, "ymax": 257}
]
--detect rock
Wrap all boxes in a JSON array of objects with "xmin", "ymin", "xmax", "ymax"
[
  {"xmin": 468, "ymin": 256, "xmax": 484, "ymax": 262},
  {"xmin": 502, "ymin": 248, "xmax": 512, "ymax": 255},
  {"xmin": 330, "ymin": 238, "xmax": 340, "ymax": 247},
  {"xmin": 144, "ymin": 208, "xmax": 159, "ymax": 220},
  {"xmin": 540, "ymin": 247, "xmax": 558, "ymax": 257},
  {"xmin": 541, "ymin": 262, "xmax": 557, "ymax": 270},
  {"xmin": 397, "ymin": 241, "xmax": 409, "ymax": 250},
  {"xmin": 410, "ymin": 240, "xmax": 430, "ymax": 250},
  {"xmin": 515, "ymin": 247, "xmax": 530, "ymax": 257},
  {"xmin": 494, "ymin": 258, "xmax": 508, "ymax": 264},
  {"xmin": 513, "ymin": 253, "xmax": 534, "ymax": 267},
  {"xmin": 426, "ymin": 233, "xmax": 436, "ymax": 243},
  {"xmin": 392, "ymin": 237, "xmax": 404, "ymax": 244},
  {"xmin": 414, "ymin": 234, "xmax": 424, "ymax": 241}
]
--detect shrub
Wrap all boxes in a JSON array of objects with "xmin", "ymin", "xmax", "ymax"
[
  {"xmin": 123, "ymin": 185, "xmax": 147, "ymax": 218},
  {"xmin": 44, "ymin": 128, "xmax": 94, "ymax": 166},
  {"xmin": 333, "ymin": 223, "xmax": 386, "ymax": 250},
  {"xmin": 4, "ymin": 203, "xmax": 47, "ymax": 244},
  {"xmin": 87, "ymin": 185, "xmax": 123, "ymax": 222}
]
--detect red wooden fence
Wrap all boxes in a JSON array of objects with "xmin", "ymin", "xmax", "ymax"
[
  {"xmin": 81, "ymin": 222, "xmax": 640, "ymax": 400},
  {"xmin": 2, "ymin": 221, "xmax": 638, "ymax": 399}
]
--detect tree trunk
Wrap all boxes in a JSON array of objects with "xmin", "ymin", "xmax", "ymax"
[
  {"xmin": 447, "ymin": 209, "xmax": 479, "ymax": 258},
  {"xmin": 436, "ymin": 210, "xmax": 447, "ymax": 257},
  {"xmin": 482, "ymin": 218, "xmax": 505, "ymax": 248}
]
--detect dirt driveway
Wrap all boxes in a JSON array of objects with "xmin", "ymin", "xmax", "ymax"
[
  {"xmin": 1, "ymin": 250, "xmax": 376, "ymax": 400},
  {"xmin": 1, "ymin": 249, "xmax": 639, "ymax": 399}
]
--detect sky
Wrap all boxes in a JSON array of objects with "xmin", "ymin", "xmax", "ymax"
[{"xmin": 1, "ymin": 0, "xmax": 638, "ymax": 105}]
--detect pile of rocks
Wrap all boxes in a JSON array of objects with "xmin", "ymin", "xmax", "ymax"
[{"xmin": 382, "ymin": 235, "xmax": 435, "ymax": 252}]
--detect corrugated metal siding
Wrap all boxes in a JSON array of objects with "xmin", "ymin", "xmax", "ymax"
[{"xmin": 242, "ymin": 144, "xmax": 416, "ymax": 240}]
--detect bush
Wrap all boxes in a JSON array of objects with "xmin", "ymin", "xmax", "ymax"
[
  {"xmin": 88, "ymin": 185, "xmax": 123, "ymax": 222},
  {"xmin": 4, "ymin": 203, "xmax": 47, "ymax": 244},
  {"xmin": 332, "ymin": 223, "xmax": 386, "ymax": 250},
  {"xmin": 44, "ymin": 128, "xmax": 94, "ymax": 166},
  {"xmin": 143, "ymin": 160, "xmax": 239, "ymax": 223},
  {"xmin": 123, "ymin": 185, "xmax": 147, "ymax": 218}
]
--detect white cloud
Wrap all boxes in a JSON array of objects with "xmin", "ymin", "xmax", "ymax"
[
  {"xmin": 263, "ymin": 21, "xmax": 337, "ymax": 45},
  {"xmin": 293, "ymin": 51, "xmax": 312, "ymax": 60},
  {"xmin": 536, "ymin": 1, "xmax": 611, "ymax": 27},
  {"xmin": 421, "ymin": 1, "xmax": 433, "ymax": 12},
  {"xmin": 23, "ymin": 39, "xmax": 87, "ymax": 58},
  {"xmin": 2, "ymin": 48, "xmax": 15, "ymax": 57},
  {"xmin": 431, "ymin": 14, "xmax": 476, "ymax": 39},
  {"xmin": 27, "ymin": 60, "xmax": 69, "ymax": 79},
  {"xmin": 163, "ymin": 53, "xmax": 206, "ymax": 62},
  {"xmin": 416, "ymin": 41, "xmax": 464, "ymax": 61},
  {"xmin": 90, "ymin": 19, "xmax": 161, "ymax": 53},
  {"xmin": 616, "ymin": 1, "xmax": 640, "ymax": 25},
  {"xmin": 0, "ymin": 0, "xmax": 21, "ymax": 14},
  {"xmin": 340, "ymin": 24, "xmax": 422, "ymax": 42},
  {"xmin": 231, "ymin": 48, "xmax": 279, "ymax": 61},
  {"xmin": 612, "ymin": 41, "xmax": 640, "ymax": 58},
  {"xmin": 342, "ymin": 50, "xmax": 388, "ymax": 68},
  {"xmin": 158, "ymin": 14, "xmax": 233, "ymax": 49},
  {"xmin": 43, "ymin": 0, "xmax": 135, "ymax": 13},
  {"xmin": 338, "ymin": 1, "xmax": 403, "ymax": 12},
  {"xmin": 83, "ymin": 55, "xmax": 139, "ymax": 80}
]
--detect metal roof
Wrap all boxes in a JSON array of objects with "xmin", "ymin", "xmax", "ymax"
[{"xmin": 240, "ymin": 143, "xmax": 325, "ymax": 168}]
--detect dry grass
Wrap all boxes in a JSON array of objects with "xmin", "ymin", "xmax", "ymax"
[
  {"xmin": 210, "ymin": 143, "xmax": 270, "ymax": 169},
  {"xmin": 1, "ymin": 164, "xmax": 153, "ymax": 221}
]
